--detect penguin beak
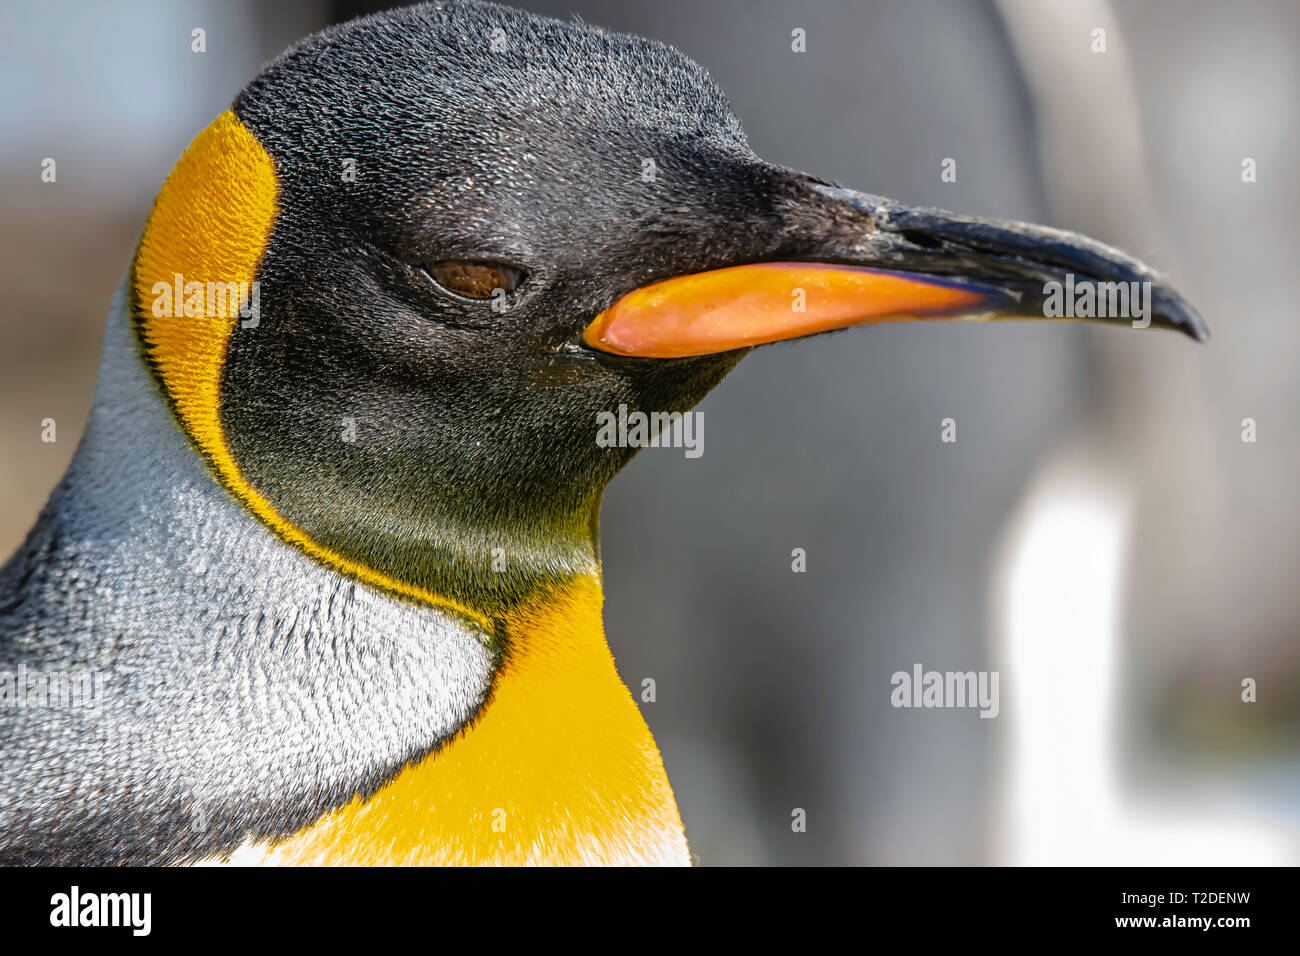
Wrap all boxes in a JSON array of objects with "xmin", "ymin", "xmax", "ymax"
[{"xmin": 582, "ymin": 184, "xmax": 1207, "ymax": 358}]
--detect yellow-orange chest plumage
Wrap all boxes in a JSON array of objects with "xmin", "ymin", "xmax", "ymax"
[{"xmin": 221, "ymin": 578, "xmax": 690, "ymax": 866}]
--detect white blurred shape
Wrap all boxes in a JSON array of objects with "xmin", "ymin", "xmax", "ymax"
[{"xmin": 998, "ymin": 462, "xmax": 1287, "ymax": 865}]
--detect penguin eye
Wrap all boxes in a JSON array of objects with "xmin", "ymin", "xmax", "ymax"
[{"xmin": 423, "ymin": 259, "xmax": 526, "ymax": 301}]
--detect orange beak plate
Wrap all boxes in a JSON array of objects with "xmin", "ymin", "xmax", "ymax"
[{"xmin": 582, "ymin": 262, "xmax": 1010, "ymax": 358}]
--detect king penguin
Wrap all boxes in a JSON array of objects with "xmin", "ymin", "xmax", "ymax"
[{"xmin": 0, "ymin": 1, "xmax": 1205, "ymax": 866}]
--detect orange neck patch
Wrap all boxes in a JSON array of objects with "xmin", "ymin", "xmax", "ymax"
[{"xmin": 134, "ymin": 110, "xmax": 276, "ymax": 462}]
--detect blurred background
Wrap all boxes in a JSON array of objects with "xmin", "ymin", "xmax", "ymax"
[{"xmin": 1, "ymin": 0, "xmax": 1296, "ymax": 864}]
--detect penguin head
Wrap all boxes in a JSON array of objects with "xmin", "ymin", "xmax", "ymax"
[
  {"xmin": 132, "ymin": 1, "xmax": 1204, "ymax": 614},
  {"xmin": 224, "ymin": 1, "xmax": 768, "ymax": 520}
]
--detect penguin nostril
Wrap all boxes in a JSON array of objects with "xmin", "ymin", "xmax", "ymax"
[
  {"xmin": 423, "ymin": 259, "xmax": 527, "ymax": 301},
  {"xmin": 898, "ymin": 229, "xmax": 945, "ymax": 251}
]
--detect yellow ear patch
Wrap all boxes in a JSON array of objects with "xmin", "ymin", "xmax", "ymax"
[{"xmin": 132, "ymin": 111, "xmax": 489, "ymax": 628}]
